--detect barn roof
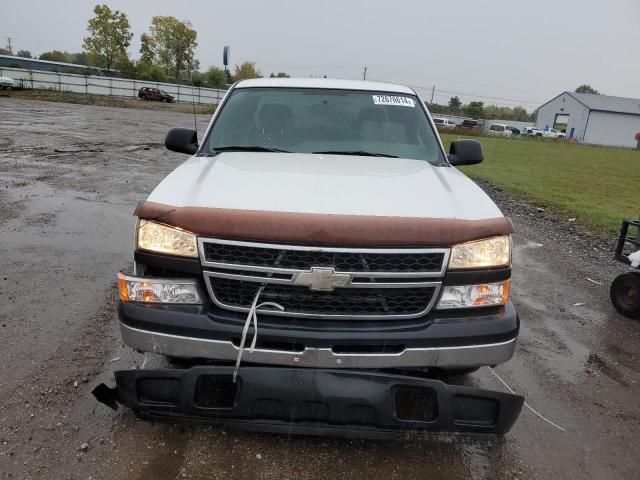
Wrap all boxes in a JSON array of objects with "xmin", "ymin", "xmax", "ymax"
[{"xmin": 565, "ymin": 92, "xmax": 640, "ymax": 116}]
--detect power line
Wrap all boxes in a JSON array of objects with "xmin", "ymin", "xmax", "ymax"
[
  {"xmin": 367, "ymin": 77, "xmax": 542, "ymax": 108},
  {"xmin": 367, "ymin": 66, "xmax": 558, "ymax": 97},
  {"xmin": 410, "ymin": 83, "xmax": 543, "ymax": 104},
  {"xmin": 366, "ymin": 72, "xmax": 545, "ymax": 107},
  {"xmin": 434, "ymin": 88, "xmax": 545, "ymax": 105}
]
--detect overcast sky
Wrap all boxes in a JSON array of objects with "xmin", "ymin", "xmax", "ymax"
[{"xmin": 2, "ymin": 0, "xmax": 639, "ymax": 109}]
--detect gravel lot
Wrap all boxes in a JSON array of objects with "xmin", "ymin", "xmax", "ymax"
[{"xmin": 1, "ymin": 98, "xmax": 639, "ymax": 480}]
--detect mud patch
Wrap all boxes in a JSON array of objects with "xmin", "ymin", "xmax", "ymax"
[
  {"xmin": 0, "ymin": 196, "xmax": 27, "ymax": 222},
  {"xmin": 24, "ymin": 212, "xmax": 56, "ymax": 227},
  {"xmin": 586, "ymin": 352, "xmax": 629, "ymax": 387}
]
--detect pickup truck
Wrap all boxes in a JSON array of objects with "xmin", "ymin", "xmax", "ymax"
[
  {"xmin": 543, "ymin": 128, "xmax": 566, "ymax": 139},
  {"xmin": 0, "ymin": 76, "xmax": 18, "ymax": 90},
  {"xmin": 95, "ymin": 78, "xmax": 523, "ymax": 438},
  {"xmin": 432, "ymin": 117, "xmax": 457, "ymax": 129},
  {"xmin": 521, "ymin": 127, "xmax": 544, "ymax": 137}
]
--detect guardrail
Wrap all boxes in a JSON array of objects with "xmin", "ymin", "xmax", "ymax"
[{"xmin": 0, "ymin": 66, "xmax": 227, "ymax": 105}]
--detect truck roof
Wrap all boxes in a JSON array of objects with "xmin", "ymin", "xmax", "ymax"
[{"xmin": 234, "ymin": 77, "xmax": 415, "ymax": 94}]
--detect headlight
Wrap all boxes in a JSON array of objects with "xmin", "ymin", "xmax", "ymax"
[
  {"xmin": 449, "ymin": 235, "xmax": 511, "ymax": 269},
  {"xmin": 117, "ymin": 273, "xmax": 202, "ymax": 304},
  {"xmin": 137, "ymin": 219, "xmax": 198, "ymax": 257},
  {"xmin": 437, "ymin": 281, "xmax": 510, "ymax": 309}
]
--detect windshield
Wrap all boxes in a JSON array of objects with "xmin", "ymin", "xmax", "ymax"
[{"xmin": 203, "ymin": 87, "xmax": 446, "ymax": 164}]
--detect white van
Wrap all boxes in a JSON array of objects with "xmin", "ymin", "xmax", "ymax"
[{"xmin": 488, "ymin": 124, "xmax": 513, "ymax": 137}]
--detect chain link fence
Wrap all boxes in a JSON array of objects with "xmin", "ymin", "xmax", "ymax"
[{"xmin": 0, "ymin": 66, "xmax": 226, "ymax": 105}]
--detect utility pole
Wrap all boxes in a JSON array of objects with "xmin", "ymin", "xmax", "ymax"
[
  {"xmin": 430, "ymin": 85, "xmax": 435, "ymax": 105},
  {"xmin": 6, "ymin": 37, "xmax": 12, "ymax": 54},
  {"xmin": 362, "ymin": 67, "xmax": 367, "ymax": 81}
]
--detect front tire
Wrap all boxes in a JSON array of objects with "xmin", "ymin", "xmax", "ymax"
[{"xmin": 610, "ymin": 272, "xmax": 640, "ymax": 319}]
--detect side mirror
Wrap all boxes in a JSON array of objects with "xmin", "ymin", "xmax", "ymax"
[
  {"xmin": 448, "ymin": 139, "xmax": 483, "ymax": 166},
  {"xmin": 165, "ymin": 128, "xmax": 198, "ymax": 155}
]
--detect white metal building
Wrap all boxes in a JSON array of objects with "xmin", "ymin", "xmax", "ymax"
[{"xmin": 536, "ymin": 92, "xmax": 640, "ymax": 148}]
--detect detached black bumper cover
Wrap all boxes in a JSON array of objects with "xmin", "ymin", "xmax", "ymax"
[{"xmin": 93, "ymin": 366, "xmax": 523, "ymax": 439}]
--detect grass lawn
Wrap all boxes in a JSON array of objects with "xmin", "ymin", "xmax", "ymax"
[{"xmin": 440, "ymin": 134, "xmax": 640, "ymax": 234}]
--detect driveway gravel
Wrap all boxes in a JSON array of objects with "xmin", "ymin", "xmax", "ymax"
[{"xmin": 1, "ymin": 98, "xmax": 639, "ymax": 480}]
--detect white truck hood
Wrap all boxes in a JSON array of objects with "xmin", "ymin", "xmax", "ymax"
[{"xmin": 146, "ymin": 152, "xmax": 502, "ymax": 220}]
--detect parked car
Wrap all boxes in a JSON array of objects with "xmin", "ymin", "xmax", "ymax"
[
  {"xmin": 138, "ymin": 87, "xmax": 175, "ymax": 103},
  {"xmin": 0, "ymin": 76, "xmax": 18, "ymax": 90},
  {"xmin": 432, "ymin": 117, "xmax": 457, "ymax": 129},
  {"xmin": 543, "ymin": 128, "xmax": 566, "ymax": 139},
  {"xmin": 458, "ymin": 119, "xmax": 481, "ymax": 128},
  {"xmin": 488, "ymin": 124, "xmax": 513, "ymax": 137},
  {"xmin": 521, "ymin": 127, "xmax": 544, "ymax": 137},
  {"xmin": 95, "ymin": 78, "xmax": 523, "ymax": 438},
  {"xmin": 506, "ymin": 126, "xmax": 520, "ymax": 136}
]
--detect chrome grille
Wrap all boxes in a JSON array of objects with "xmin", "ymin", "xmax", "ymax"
[
  {"xmin": 209, "ymin": 277, "xmax": 436, "ymax": 317},
  {"xmin": 202, "ymin": 242, "xmax": 445, "ymax": 273},
  {"xmin": 199, "ymin": 238, "xmax": 448, "ymax": 319}
]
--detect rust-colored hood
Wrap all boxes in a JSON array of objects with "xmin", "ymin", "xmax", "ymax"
[{"xmin": 137, "ymin": 153, "xmax": 513, "ymax": 246}]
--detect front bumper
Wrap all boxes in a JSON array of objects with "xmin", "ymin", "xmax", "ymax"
[
  {"xmin": 93, "ymin": 366, "xmax": 524, "ymax": 439},
  {"xmin": 118, "ymin": 300, "xmax": 518, "ymax": 369},
  {"xmin": 121, "ymin": 322, "xmax": 516, "ymax": 369}
]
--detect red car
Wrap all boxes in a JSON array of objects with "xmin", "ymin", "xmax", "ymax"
[{"xmin": 138, "ymin": 87, "xmax": 174, "ymax": 103}]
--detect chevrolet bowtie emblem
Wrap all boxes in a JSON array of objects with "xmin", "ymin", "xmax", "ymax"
[{"xmin": 294, "ymin": 267, "xmax": 353, "ymax": 292}]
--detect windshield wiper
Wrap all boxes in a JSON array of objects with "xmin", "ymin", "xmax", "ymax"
[
  {"xmin": 312, "ymin": 150, "xmax": 398, "ymax": 158},
  {"xmin": 210, "ymin": 145, "xmax": 291, "ymax": 154}
]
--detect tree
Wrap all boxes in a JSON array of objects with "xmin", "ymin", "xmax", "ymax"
[
  {"xmin": 203, "ymin": 66, "xmax": 228, "ymax": 89},
  {"xmin": 140, "ymin": 16, "xmax": 198, "ymax": 80},
  {"xmin": 39, "ymin": 50, "xmax": 68, "ymax": 62},
  {"xmin": 463, "ymin": 101, "xmax": 485, "ymax": 119},
  {"xmin": 66, "ymin": 52, "xmax": 89, "ymax": 65},
  {"xmin": 190, "ymin": 71, "xmax": 205, "ymax": 87},
  {"xmin": 511, "ymin": 106, "xmax": 530, "ymax": 122},
  {"xmin": 17, "ymin": 50, "xmax": 31, "ymax": 58},
  {"xmin": 115, "ymin": 56, "xmax": 137, "ymax": 78},
  {"xmin": 575, "ymin": 84, "xmax": 599, "ymax": 95},
  {"xmin": 82, "ymin": 4, "xmax": 133, "ymax": 72},
  {"xmin": 136, "ymin": 61, "xmax": 167, "ymax": 82},
  {"xmin": 448, "ymin": 96, "xmax": 462, "ymax": 112},
  {"xmin": 233, "ymin": 61, "xmax": 262, "ymax": 81},
  {"xmin": 139, "ymin": 33, "xmax": 155, "ymax": 63},
  {"xmin": 483, "ymin": 104, "xmax": 506, "ymax": 119},
  {"xmin": 270, "ymin": 72, "xmax": 290, "ymax": 78},
  {"xmin": 427, "ymin": 103, "xmax": 448, "ymax": 115}
]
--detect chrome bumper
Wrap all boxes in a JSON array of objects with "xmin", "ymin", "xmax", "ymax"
[{"xmin": 120, "ymin": 323, "xmax": 516, "ymax": 369}]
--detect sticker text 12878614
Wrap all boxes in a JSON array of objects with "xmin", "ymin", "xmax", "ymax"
[{"xmin": 372, "ymin": 95, "xmax": 415, "ymax": 107}]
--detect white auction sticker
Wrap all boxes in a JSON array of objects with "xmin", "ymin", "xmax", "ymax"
[{"xmin": 372, "ymin": 95, "xmax": 415, "ymax": 107}]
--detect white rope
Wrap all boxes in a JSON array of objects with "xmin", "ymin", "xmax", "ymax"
[
  {"xmin": 487, "ymin": 367, "xmax": 566, "ymax": 432},
  {"xmin": 141, "ymin": 352, "xmax": 150, "ymax": 370},
  {"xmin": 233, "ymin": 287, "xmax": 284, "ymax": 382}
]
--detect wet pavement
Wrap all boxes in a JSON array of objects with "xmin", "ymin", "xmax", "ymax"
[{"xmin": 1, "ymin": 98, "xmax": 639, "ymax": 479}]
